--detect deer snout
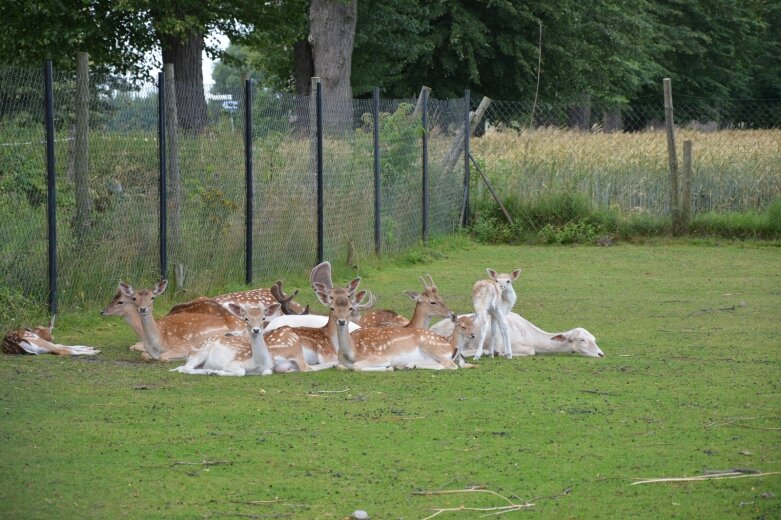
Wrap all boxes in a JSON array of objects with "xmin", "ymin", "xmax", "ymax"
[
  {"xmin": 337, "ymin": 319, "xmax": 347, "ymax": 327},
  {"xmin": 138, "ymin": 307, "xmax": 150, "ymax": 315},
  {"xmin": 251, "ymin": 326, "xmax": 262, "ymax": 335}
]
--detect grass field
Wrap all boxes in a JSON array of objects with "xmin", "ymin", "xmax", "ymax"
[{"xmin": 1, "ymin": 241, "xmax": 780, "ymax": 519}]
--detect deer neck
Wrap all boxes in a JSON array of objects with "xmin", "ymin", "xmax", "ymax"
[
  {"xmin": 137, "ymin": 311, "xmax": 165, "ymax": 360},
  {"xmin": 333, "ymin": 319, "xmax": 356, "ymax": 367},
  {"xmin": 123, "ymin": 308, "xmax": 145, "ymax": 340},
  {"xmin": 249, "ymin": 331, "xmax": 274, "ymax": 372},
  {"xmin": 508, "ymin": 316, "xmax": 572, "ymax": 354},
  {"xmin": 500, "ymin": 285, "xmax": 517, "ymax": 312},
  {"xmin": 532, "ymin": 330, "xmax": 574, "ymax": 354},
  {"xmin": 406, "ymin": 303, "xmax": 431, "ymax": 329}
]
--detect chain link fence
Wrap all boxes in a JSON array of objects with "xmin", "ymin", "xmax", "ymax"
[
  {"xmin": 0, "ymin": 65, "xmax": 468, "ymax": 315},
  {"xmin": 476, "ymin": 98, "xmax": 780, "ymax": 217},
  {"xmin": 2, "ymin": 63, "xmax": 779, "ymax": 317}
]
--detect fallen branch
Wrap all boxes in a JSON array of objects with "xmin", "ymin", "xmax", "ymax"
[
  {"xmin": 171, "ymin": 460, "xmax": 232, "ymax": 468},
  {"xmin": 412, "ymin": 486, "xmax": 534, "ymax": 519},
  {"xmin": 630, "ymin": 471, "xmax": 781, "ymax": 485}
]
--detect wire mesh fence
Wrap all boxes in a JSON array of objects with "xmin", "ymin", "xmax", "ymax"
[
  {"xmin": 1, "ymin": 62, "xmax": 779, "ymax": 316},
  {"xmin": 477, "ymin": 98, "xmax": 781, "ymax": 218}
]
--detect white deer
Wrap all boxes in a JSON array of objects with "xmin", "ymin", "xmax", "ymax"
[
  {"xmin": 171, "ymin": 303, "xmax": 284, "ymax": 376},
  {"xmin": 471, "ymin": 268, "xmax": 522, "ymax": 360},
  {"xmin": 430, "ymin": 312, "xmax": 604, "ymax": 358}
]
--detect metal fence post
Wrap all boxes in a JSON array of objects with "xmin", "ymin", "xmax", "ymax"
[
  {"xmin": 157, "ymin": 71, "xmax": 167, "ymax": 282},
  {"xmin": 43, "ymin": 60, "xmax": 57, "ymax": 315},
  {"xmin": 244, "ymin": 78, "xmax": 254, "ymax": 285},
  {"xmin": 461, "ymin": 89, "xmax": 471, "ymax": 227},
  {"xmin": 421, "ymin": 88, "xmax": 429, "ymax": 244},
  {"xmin": 316, "ymin": 80, "xmax": 324, "ymax": 264},
  {"xmin": 372, "ymin": 87, "xmax": 381, "ymax": 256}
]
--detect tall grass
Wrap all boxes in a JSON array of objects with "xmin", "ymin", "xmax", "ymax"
[{"xmin": 470, "ymin": 127, "xmax": 781, "ymax": 215}]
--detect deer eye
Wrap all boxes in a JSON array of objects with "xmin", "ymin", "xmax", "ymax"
[
  {"xmin": 430, "ymin": 301, "xmax": 437, "ymax": 305},
  {"xmin": 117, "ymin": 300, "xmax": 124, "ymax": 305}
]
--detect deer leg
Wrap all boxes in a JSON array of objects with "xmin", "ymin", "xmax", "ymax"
[
  {"xmin": 472, "ymin": 311, "xmax": 490, "ymax": 360},
  {"xmin": 494, "ymin": 312, "xmax": 512, "ymax": 359},
  {"xmin": 351, "ymin": 360, "xmax": 394, "ymax": 371}
]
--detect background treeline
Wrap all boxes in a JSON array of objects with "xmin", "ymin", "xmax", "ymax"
[{"xmin": 215, "ymin": 0, "xmax": 780, "ymax": 107}]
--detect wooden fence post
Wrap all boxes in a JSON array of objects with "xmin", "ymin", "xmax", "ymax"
[{"xmin": 663, "ymin": 78, "xmax": 681, "ymax": 234}]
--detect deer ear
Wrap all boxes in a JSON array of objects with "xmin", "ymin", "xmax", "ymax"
[
  {"xmin": 551, "ymin": 334, "xmax": 568, "ymax": 342},
  {"xmin": 346, "ymin": 277, "xmax": 361, "ymax": 295},
  {"xmin": 404, "ymin": 290, "xmax": 420, "ymax": 301},
  {"xmin": 315, "ymin": 290, "xmax": 331, "ymax": 306},
  {"xmin": 118, "ymin": 282, "xmax": 134, "ymax": 298},
  {"xmin": 486, "ymin": 268, "xmax": 497, "ymax": 280},
  {"xmin": 511, "ymin": 269, "xmax": 522, "ymax": 280},
  {"xmin": 153, "ymin": 280, "xmax": 168, "ymax": 296},
  {"xmin": 266, "ymin": 303, "xmax": 281, "ymax": 317},
  {"xmin": 227, "ymin": 303, "xmax": 243, "ymax": 317}
]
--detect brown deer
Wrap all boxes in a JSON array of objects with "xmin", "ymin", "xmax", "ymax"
[
  {"xmin": 2, "ymin": 316, "xmax": 100, "ymax": 356},
  {"xmin": 358, "ymin": 274, "xmax": 455, "ymax": 329}
]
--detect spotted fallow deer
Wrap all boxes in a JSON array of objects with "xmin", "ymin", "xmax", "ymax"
[
  {"xmin": 101, "ymin": 288, "xmax": 243, "ymax": 352},
  {"xmin": 2, "ymin": 316, "xmax": 100, "ymax": 356},
  {"xmin": 472, "ymin": 268, "xmax": 522, "ymax": 360},
  {"xmin": 318, "ymin": 288, "xmax": 475, "ymax": 371},
  {"xmin": 118, "ymin": 280, "xmax": 251, "ymax": 361},
  {"xmin": 358, "ymin": 274, "xmax": 455, "ymax": 329},
  {"xmin": 170, "ymin": 303, "xmax": 327, "ymax": 376},
  {"xmin": 271, "ymin": 275, "xmax": 366, "ymax": 366}
]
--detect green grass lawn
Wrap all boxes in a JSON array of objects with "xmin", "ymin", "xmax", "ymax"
[{"xmin": 1, "ymin": 242, "xmax": 780, "ymax": 519}]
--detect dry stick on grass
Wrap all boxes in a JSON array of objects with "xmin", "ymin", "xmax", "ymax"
[
  {"xmin": 170, "ymin": 460, "xmax": 232, "ymax": 468},
  {"xmin": 412, "ymin": 487, "xmax": 534, "ymax": 519},
  {"xmin": 630, "ymin": 471, "xmax": 781, "ymax": 486}
]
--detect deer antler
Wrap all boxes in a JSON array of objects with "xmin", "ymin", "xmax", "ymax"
[
  {"xmin": 310, "ymin": 261, "xmax": 333, "ymax": 291},
  {"xmin": 270, "ymin": 280, "xmax": 303, "ymax": 315},
  {"xmin": 354, "ymin": 290, "xmax": 376, "ymax": 311},
  {"xmin": 419, "ymin": 273, "xmax": 436, "ymax": 290}
]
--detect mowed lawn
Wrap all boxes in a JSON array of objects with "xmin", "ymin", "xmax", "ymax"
[{"xmin": 1, "ymin": 242, "xmax": 779, "ymax": 519}]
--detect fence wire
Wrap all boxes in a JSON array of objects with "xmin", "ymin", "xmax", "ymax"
[{"xmin": 1, "ymin": 63, "xmax": 778, "ymax": 315}]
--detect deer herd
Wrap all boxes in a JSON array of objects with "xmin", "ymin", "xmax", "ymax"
[{"xmin": 3, "ymin": 262, "xmax": 604, "ymax": 372}]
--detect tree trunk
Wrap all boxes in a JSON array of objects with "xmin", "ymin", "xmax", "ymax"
[
  {"xmin": 603, "ymin": 108, "xmax": 623, "ymax": 133},
  {"xmin": 161, "ymin": 31, "xmax": 208, "ymax": 134},
  {"xmin": 567, "ymin": 93, "xmax": 591, "ymax": 131},
  {"xmin": 293, "ymin": 39, "xmax": 314, "ymax": 135},
  {"xmin": 309, "ymin": 0, "xmax": 357, "ymax": 134}
]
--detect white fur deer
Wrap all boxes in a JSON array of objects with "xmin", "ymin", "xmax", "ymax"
[
  {"xmin": 430, "ymin": 312, "xmax": 604, "ymax": 358},
  {"xmin": 171, "ymin": 303, "xmax": 283, "ymax": 376},
  {"xmin": 472, "ymin": 268, "xmax": 521, "ymax": 360}
]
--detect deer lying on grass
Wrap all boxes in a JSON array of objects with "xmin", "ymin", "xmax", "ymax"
[
  {"xmin": 101, "ymin": 287, "xmax": 244, "ymax": 352},
  {"xmin": 429, "ymin": 312, "xmax": 604, "ymax": 358},
  {"xmin": 2, "ymin": 316, "xmax": 100, "ymax": 356},
  {"xmin": 317, "ymin": 287, "xmax": 475, "ymax": 371},
  {"xmin": 269, "ymin": 274, "xmax": 368, "ymax": 366},
  {"xmin": 170, "ymin": 303, "xmax": 331, "ymax": 376},
  {"xmin": 264, "ymin": 261, "xmax": 371, "ymax": 332},
  {"xmin": 358, "ymin": 274, "xmax": 456, "ymax": 329},
  {"xmin": 118, "ymin": 280, "xmax": 252, "ymax": 361},
  {"xmin": 472, "ymin": 268, "xmax": 521, "ymax": 360}
]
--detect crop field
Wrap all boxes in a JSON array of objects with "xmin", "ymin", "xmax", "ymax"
[
  {"xmin": 471, "ymin": 128, "xmax": 781, "ymax": 215},
  {"xmin": 1, "ymin": 241, "xmax": 779, "ymax": 519}
]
